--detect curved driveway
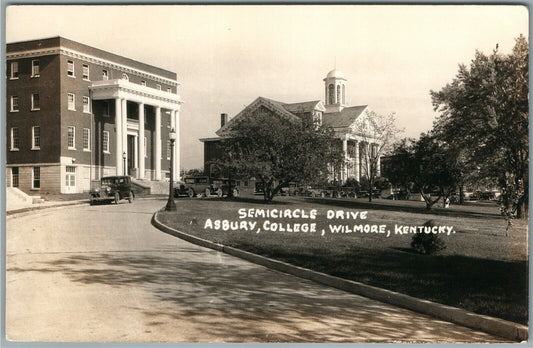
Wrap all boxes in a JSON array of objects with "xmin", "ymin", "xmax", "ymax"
[{"xmin": 6, "ymin": 198, "xmax": 507, "ymax": 342}]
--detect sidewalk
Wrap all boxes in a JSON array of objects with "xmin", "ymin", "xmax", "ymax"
[{"xmin": 6, "ymin": 199, "xmax": 89, "ymax": 216}]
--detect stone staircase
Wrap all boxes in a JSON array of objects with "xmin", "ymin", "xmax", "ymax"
[
  {"xmin": 6, "ymin": 187, "xmax": 45, "ymax": 211},
  {"xmin": 131, "ymin": 179, "xmax": 170, "ymax": 195}
]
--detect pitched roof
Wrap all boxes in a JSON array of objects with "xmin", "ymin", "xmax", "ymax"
[
  {"xmin": 322, "ymin": 105, "xmax": 368, "ymax": 128},
  {"xmin": 282, "ymin": 100, "xmax": 323, "ymax": 114}
]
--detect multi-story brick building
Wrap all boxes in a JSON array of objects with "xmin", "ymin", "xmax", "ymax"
[{"xmin": 6, "ymin": 37, "xmax": 183, "ymax": 194}]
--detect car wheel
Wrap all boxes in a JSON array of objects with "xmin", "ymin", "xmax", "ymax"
[
  {"xmin": 204, "ymin": 188, "xmax": 210, "ymax": 197},
  {"xmin": 232, "ymin": 188, "xmax": 240, "ymax": 197},
  {"xmin": 188, "ymin": 188, "xmax": 195, "ymax": 198},
  {"xmin": 217, "ymin": 188, "xmax": 223, "ymax": 197},
  {"xmin": 114, "ymin": 192, "xmax": 120, "ymax": 204},
  {"xmin": 128, "ymin": 191, "xmax": 134, "ymax": 203},
  {"xmin": 90, "ymin": 197, "xmax": 95, "ymax": 206}
]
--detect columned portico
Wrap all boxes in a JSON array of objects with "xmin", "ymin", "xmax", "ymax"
[{"xmin": 90, "ymin": 79, "xmax": 183, "ymax": 180}]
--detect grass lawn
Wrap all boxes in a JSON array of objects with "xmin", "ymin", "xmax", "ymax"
[{"xmin": 158, "ymin": 195, "xmax": 528, "ymax": 325}]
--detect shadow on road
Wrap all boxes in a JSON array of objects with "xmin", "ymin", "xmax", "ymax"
[{"xmin": 7, "ymin": 248, "xmax": 507, "ymax": 342}]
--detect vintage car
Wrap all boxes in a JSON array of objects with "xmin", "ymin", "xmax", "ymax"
[
  {"xmin": 175, "ymin": 176, "xmax": 239, "ymax": 198},
  {"xmin": 89, "ymin": 175, "xmax": 134, "ymax": 205}
]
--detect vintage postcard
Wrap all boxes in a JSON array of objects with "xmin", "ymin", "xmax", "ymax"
[{"xmin": 4, "ymin": 4, "xmax": 529, "ymax": 344}]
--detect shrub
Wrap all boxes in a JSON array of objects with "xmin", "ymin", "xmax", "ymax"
[{"xmin": 411, "ymin": 220, "xmax": 446, "ymax": 255}]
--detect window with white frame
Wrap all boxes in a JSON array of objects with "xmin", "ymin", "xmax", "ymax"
[
  {"xmin": 68, "ymin": 126, "xmax": 75, "ymax": 149},
  {"xmin": 32, "ymin": 60, "xmax": 40, "ymax": 77},
  {"xmin": 156, "ymin": 84, "xmax": 161, "ymax": 90},
  {"xmin": 83, "ymin": 128, "xmax": 90, "ymax": 151},
  {"xmin": 10, "ymin": 128, "xmax": 19, "ymax": 150},
  {"xmin": 167, "ymin": 87, "xmax": 172, "ymax": 93},
  {"xmin": 31, "ymin": 93, "xmax": 40, "ymax": 111},
  {"xmin": 103, "ymin": 131, "xmax": 110, "ymax": 153},
  {"xmin": 82, "ymin": 64, "xmax": 90, "ymax": 80},
  {"xmin": 10, "ymin": 62, "xmax": 19, "ymax": 79},
  {"xmin": 141, "ymin": 80, "xmax": 146, "ymax": 86},
  {"xmin": 33, "ymin": 167, "xmax": 40, "ymax": 189},
  {"xmin": 166, "ymin": 140, "xmax": 171, "ymax": 160},
  {"xmin": 67, "ymin": 60, "xmax": 74, "ymax": 77},
  {"xmin": 10, "ymin": 96, "xmax": 19, "ymax": 112},
  {"xmin": 68, "ymin": 93, "xmax": 76, "ymax": 110},
  {"xmin": 32, "ymin": 126, "xmax": 41, "ymax": 150},
  {"xmin": 102, "ymin": 69, "xmax": 109, "ymax": 80},
  {"xmin": 83, "ymin": 96, "xmax": 90, "ymax": 113},
  {"xmin": 12, "ymin": 167, "xmax": 19, "ymax": 187},
  {"xmin": 65, "ymin": 166, "xmax": 76, "ymax": 188}
]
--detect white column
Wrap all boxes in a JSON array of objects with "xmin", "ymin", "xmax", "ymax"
[
  {"xmin": 354, "ymin": 141, "xmax": 360, "ymax": 182},
  {"xmin": 138, "ymin": 103, "xmax": 145, "ymax": 179},
  {"xmin": 115, "ymin": 98, "xmax": 122, "ymax": 175},
  {"xmin": 342, "ymin": 137, "xmax": 348, "ymax": 183},
  {"xmin": 121, "ymin": 98, "xmax": 127, "ymax": 176},
  {"xmin": 134, "ymin": 135, "xmax": 138, "ymax": 169},
  {"xmin": 155, "ymin": 106, "xmax": 161, "ymax": 180},
  {"xmin": 376, "ymin": 144, "xmax": 381, "ymax": 177},
  {"xmin": 174, "ymin": 109, "xmax": 181, "ymax": 181}
]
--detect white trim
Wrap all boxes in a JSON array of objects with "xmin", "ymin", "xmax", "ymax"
[
  {"xmin": 32, "ymin": 126, "xmax": 41, "ymax": 150},
  {"xmin": 68, "ymin": 93, "xmax": 76, "ymax": 111},
  {"xmin": 67, "ymin": 126, "xmax": 76, "ymax": 150},
  {"xmin": 10, "ymin": 61, "xmax": 19, "ymax": 79},
  {"xmin": 83, "ymin": 128, "xmax": 91, "ymax": 152},
  {"xmin": 6, "ymin": 46, "xmax": 179, "ymax": 86},
  {"xmin": 31, "ymin": 93, "xmax": 40, "ymax": 111},
  {"xmin": 103, "ymin": 130, "xmax": 110, "ymax": 153},
  {"xmin": 10, "ymin": 96, "xmax": 19, "ymax": 112},
  {"xmin": 10, "ymin": 127, "xmax": 19, "ymax": 151},
  {"xmin": 31, "ymin": 59, "xmax": 40, "ymax": 78},
  {"xmin": 67, "ymin": 59, "xmax": 75, "ymax": 78},
  {"xmin": 83, "ymin": 96, "xmax": 91, "ymax": 113},
  {"xmin": 32, "ymin": 166, "xmax": 41, "ymax": 190}
]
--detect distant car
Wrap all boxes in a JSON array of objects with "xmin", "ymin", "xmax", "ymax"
[
  {"xmin": 175, "ymin": 176, "xmax": 239, "ymax": 198},
  {"xmin": 90, "ymin": 176, "xmax": 134, "ymax": 205}
]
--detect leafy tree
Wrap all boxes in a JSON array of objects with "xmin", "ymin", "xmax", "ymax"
[
  {"xmin": 431, "ymin": 35, "xmax": 528, "ymax": 221},
  {"xmin": 352, "ymin": 110, "xmax": 402, "ymax": 202},
  {"xmin": 215, "ymin": 109, "xmax": 344, "ymax": 202},
  {"xmin": 382, "ymin": 138, "xmax": 418, "ymax": 200}
]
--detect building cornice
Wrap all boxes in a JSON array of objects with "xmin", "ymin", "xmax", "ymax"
[{"xmin": 7, "ymin": 46, "xmax": 179, "ymax": 87}]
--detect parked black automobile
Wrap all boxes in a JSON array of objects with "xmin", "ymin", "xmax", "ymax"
[
  {"xmin": 175, "ymin": 176, "xmax": 239, "ymax": 198},
  {"xmin": 90, "ymin": 176, "xmax": 134, "ymax": 205}
]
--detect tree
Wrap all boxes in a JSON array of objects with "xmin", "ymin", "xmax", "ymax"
[
  {"xmin": 382, "ymin": 138, "xmax": 418, "ymax": 200},
  {"xmin": 431, "ymin": 35, "xmax": 528, "ymax": 221},
  {"xmin": 352, "ymin": 110, "xmax": 402, "ymax": 202},
  {"xmin": 215, "ymin": 109, "xmax": 344, "ymax": 202}
]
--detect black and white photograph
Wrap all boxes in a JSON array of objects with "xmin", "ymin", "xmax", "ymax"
[{"xmin": 3, "ymin": 4, "xmax": 529, "ymax": 344}]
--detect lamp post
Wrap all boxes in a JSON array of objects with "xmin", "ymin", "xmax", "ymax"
[
  {"xmin": 165, "ymin": 128, "xmax": 177, "ymax": 211},
  {"xmin": 122, "ymin": 152, "xmax": 127, "ymax": 176}
]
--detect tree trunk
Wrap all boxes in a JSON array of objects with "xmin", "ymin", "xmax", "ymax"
[
  {"xmin": 516, "ymin": 195, "xmax": 528, "ymax": 219},
  {"xmin": 459, "ymin": 183, "xmax": 464, "ymax": 205},
  {"xmin": 368, "ymin": 178, "xmax": 373, "ymax": 202}
]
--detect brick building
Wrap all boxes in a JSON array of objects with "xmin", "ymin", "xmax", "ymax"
[
  {"xmin": 6, "ymin": 37, "xmax": 183, "ymax": 194},
  {"xmin": 201, "ymin": 69, "xmax": 381, "ymax": 184}
]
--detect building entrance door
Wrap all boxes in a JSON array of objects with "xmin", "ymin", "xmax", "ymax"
[{"xmin": 127, "ymin": 135, "xmax": 135, "ymax": 176}]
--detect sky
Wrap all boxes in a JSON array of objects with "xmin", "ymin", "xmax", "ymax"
[{"xmin": 5, "ymin": 5, "xmax": 529, "ymax": 170}]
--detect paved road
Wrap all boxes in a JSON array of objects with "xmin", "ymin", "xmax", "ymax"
[{"xmin": 6, "ymin": 198, "xmax": 507, "ymax": 343}]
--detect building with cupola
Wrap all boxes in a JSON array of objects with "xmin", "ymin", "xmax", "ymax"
[{"xmin": 201, "ymin": 69, "xmax": 381, "ymax": 185}]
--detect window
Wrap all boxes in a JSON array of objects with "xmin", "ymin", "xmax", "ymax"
[
  {"xmin": 67, "ymin": 60, "xmax": 75, "ymax": 77},
  {"xmin": 10, "ymin": 128, "xmax": 19, "ymax": 150},
  {"xmin": 144, "ymin": 137, "xmax": 147, "ymax": 158},
  {"xmin": 141, "ymin": 80, "xmax": 146, "ymax": 86},
  {"xmin": 167, "ymin": 118, "xmax": 171, "ymax": 128},
  {"xmin": 167, "ymin": 140, "xmax": 171, "ymax": 160},
  {"xmin": 10, "ymin": 96, "xmax": 19, "ymax": 112},
  {"xmin": 83, "ymin": 128, "xmax": 90, "ymax": 151},
  {"xmin": 12, "ymin": 167, "xmax": 19, "ymax": 187},
  {"xmin": 65, "ymin": 166, "xmax": 76, "ymax": 188},
  {"xmin": 82, "ymin": 64, "xmax": 90, "ymax": 80},
  {"xmin": 103, "ymin": 131, "xmax": 110, "ymax": 153},
  {"xmin": 33, "ymin": 167, "xmax": 40, "ymax": 189},
  {"xmin": 337, "ymin": 85, "xmax": 341, "ymax": 104},
  {"xmin": 68, "ymin": 126, "xmax": 75, "ymax": 149},
  {"xmin": 328, "ymin": 84, "xmax": 334, "ymax": 104},
  {"xmin": 167, "ymin": 87, "xmax": 172, "ymax": 93},
  {"xmin": 156, "ymin": 84, "xmax": 161, "ymax": 90},
  {"xmin": 102, "ymin": 69, "xmax": 109, "ymax": 80},
  {"xmin": 31, "ymin": 93, "xmax": 40, "ymax": 111},
  {"xmin": 68, "ymin": 93, "xmax": 76, "ymax": 110},
  {"xmin": 32, "ymin": 126, "xmax": 41, "ymax": 150},
  {"xmin": 32, "ymin": 60, "xmax": 40, "ymax": 77},
  {"xmin": 10, "ymin": 62, "xmax": 19, "ymax": 79},
  {"xmin": 83, "ymin": 96, "xmax": 90, "ymax": 113}
]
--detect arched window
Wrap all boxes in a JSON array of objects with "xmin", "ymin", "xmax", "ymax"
[
  {"xmin": 328, "ymin": 84, "xmax": 335, "ymax": 104},
  {"xmin": 337, "ymin": 85, "xmax": 341, "ymax": 104},
  {"xmin": 342, "ymin": 84, "xmax": 346, "ymax": 104}
]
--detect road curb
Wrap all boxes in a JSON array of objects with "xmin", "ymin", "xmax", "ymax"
[
  {"xmin": 152, "ymin": 211, "xmax": 528, "ymax": 342},
  {"xmin": 6, "ymin": 200, "xmax": 89, "ymax": 218}
]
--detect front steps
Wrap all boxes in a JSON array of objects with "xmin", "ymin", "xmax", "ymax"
[{"xmin": 6, "ymin": 187, "xmax": 45, "ymax": 211}]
